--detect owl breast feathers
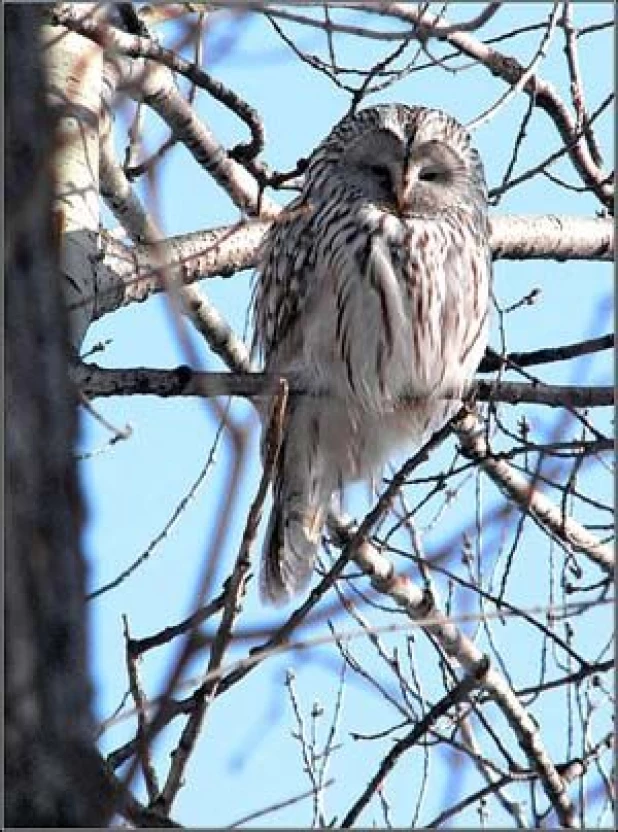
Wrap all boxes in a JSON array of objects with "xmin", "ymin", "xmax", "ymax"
[{"xmin": 252, "ymin": 104, "xmax": 492, "ymax": 605}]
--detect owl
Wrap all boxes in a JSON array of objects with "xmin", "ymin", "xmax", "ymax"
[{"xmin": 252, "ymin": 104, "xmax": 491, "ymax": 605}]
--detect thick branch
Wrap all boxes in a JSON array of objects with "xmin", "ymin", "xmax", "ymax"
[
  {"xmin": 489, "ymin": 215, "xmax": 613, "ymax": 261},
  {"xmin": 94, "ymin": 221, "xmax": 270, "ymax": 317},
  {"xmin": 90, "ymin": 214, "xmax": 613, "ymax": 320}
]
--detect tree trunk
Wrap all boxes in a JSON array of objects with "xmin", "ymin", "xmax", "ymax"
[{"xmin": 5, "ymin": 5, "xmax": 109, "ymax": 825}]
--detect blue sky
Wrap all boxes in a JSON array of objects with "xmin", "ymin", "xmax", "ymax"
[{"xmin": 78, "ymin": 4, "xmax": 612, "ymax": 827}]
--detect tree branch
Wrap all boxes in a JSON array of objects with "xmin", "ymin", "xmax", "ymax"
[
  {"xmin": 454, "ymin": 408, "xmax": 614, "ymax": 574},
  {"xmin": 73, "ymin": 363, "xmax": 614, "ymax": 410},
  {"xmin": 358, "ymin": 2, "xmax": 613, "ymax": 208},
  {"xmin": 97, "ymin": 267, "xmax": 586, "ymax": 830},
  {"xmin": 87, "ymin": 213, "xmax": 612, "ymax": 321},
  {"xmin": 341, "ymin": 658, "xmax": 490, "ymax": 826},
  {"xmin": 328, "ymin": 516, "xmax": 577, "ymax": 829},
  {"xmin": 488, "ymin": 215, "xmax": 613, "ymax": 261},
  {"xmin": 478, "ymin": 335, "xmax": 613, "ymax": 373},
  {"xmin": 52, "ymin": 4, "xmax": 266, "ymax": 163},
  {"xmin": 152, "ymin": 381, "xmax": 288, "ymax": 816},
  {"xmin": 93, "ymin": 220, "xmax": 270, "ymax": 318}
]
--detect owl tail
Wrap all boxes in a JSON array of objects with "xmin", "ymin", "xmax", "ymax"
[{"xmin": 259, "ymin": 402, "xmax": 333, "ymax": 606}]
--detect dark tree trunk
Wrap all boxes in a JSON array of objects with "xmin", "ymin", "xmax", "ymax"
[{"xmin": 5, "ymin": 5, "xmax": 110, "ymax": 826}]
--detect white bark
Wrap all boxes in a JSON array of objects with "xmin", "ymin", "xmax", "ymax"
[
  {"xmin": 89, "ymin": 214, "xmax": 613, "ymax": 321},
  {"xmin": 41, "ymin": 4, "xmax": 103, "ymax": 348}
]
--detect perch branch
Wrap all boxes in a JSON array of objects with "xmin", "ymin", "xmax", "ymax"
[{"xmin": 73, "ymin": 363, "xmax": 614, "ymax": 411}]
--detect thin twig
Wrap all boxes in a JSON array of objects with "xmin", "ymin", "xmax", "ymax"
[
  {"xmin": 122, "ymin": 615, "xmax": 160, "ymax": 803},
  {"xmin": 128, "ymin": 590, "xmax": 228, "ymax": 655},
  {"xmin": 153, "ymin": 380, "xmax": 288, "ymax": 815},
  {"xmin": 227, "ymin": 778, "xmax": 335, "ymax": 828},
  {"xmin": 561, "ymin": 1, "xmax": 604, "ymax": 168},
  {"xmin": 466, "ymin": 2, "xmax": 562, "ymax": 131},
  {"xmin": 341, "ymin": 657, "xmax": 490, "ymax": 826},
  {"xmin": 454, "ymin": 408, "xmax": 614, "ymax": 574},
  {"xmin": 87, "ymin": 417, "xmax": 227, "ymax": 601}
]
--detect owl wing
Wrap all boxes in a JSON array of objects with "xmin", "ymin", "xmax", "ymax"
[{"xmin": 251, "ymin": 195, "xmax": 318, "ymax": 368}]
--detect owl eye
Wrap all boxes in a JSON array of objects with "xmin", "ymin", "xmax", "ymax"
[
  {"xmin": 419, "ymin": 167, "xmax": 443, "ymax": 183},
  {"xmin": 368, "ymin": 164, "xmax": 393, "ymax": 191}
]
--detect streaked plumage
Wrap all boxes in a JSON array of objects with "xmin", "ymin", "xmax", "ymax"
[{"xmin": 252, "ymin": 104, "xmax": 491, "ymax": 605}]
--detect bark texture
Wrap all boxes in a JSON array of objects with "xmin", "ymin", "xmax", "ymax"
[{"xmin": 5, "ymin": 5, "xmax": 110, "ymax": 826}]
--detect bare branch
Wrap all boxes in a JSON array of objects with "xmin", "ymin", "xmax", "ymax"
[
  {"xmin": 128, "ymin": 592, "xmax": 227, "ymax": 656},
  {"xmin": 86, "ymin": 213, "xmax": 613, "ymax": 323},
  {"xmin": 228, "ymin": 778, "xmax": 336, "ymax": 828},
  {"xmin": 427, "ymin": 733, "xmax": 614, "ymax": 828},
  {"xmin": 478, "ymin": 335, "xmax": 614, "ymax": 373},
  {"xmin": 73, "ymin": 363, "xmax": 614, "ymax": 410},
  {"xmin": 52, "ymin": 4, "xmax": 266, "ymax": 163},
  {"xmin": 86, "ymin": 419, "xmax": 226, "ymax": 601},
  {"xmin": 360, "ymin": 2, "xmax": 613, "ymax": 207},
  {"xmin": 328, "ymin": 517, "xmax": 578, "ymax": 828},
  {"xmin": 466, "ymin": 2, "xmax": 562, "ymax": 131},
  {"xmin": 92, "ymin": 220, "xmax": 269, "ymax": 317},
  {"xmin": 240, "ymin": 1, "xmax": 501, "ymax": 41},
  {"xmin": 97, "ymin": 105, "xmax": 265, "ymax": 374},
  {"xmin": 489, "ymin": 92, "xmax": 613, "ymax": 201},
  {"xmin": 153, "ymin": 381, "xmax": 288, "ymax": 816},
  {"xmin": 490, "ymin": 214, "xmax": 613, "ymax": 260},
  {"xmin": 471, "ymin": 380, "xmax": 613, "ymax": 409},
  {"xmin": 454, "ymin": 409, "xmax": 614, "ymax": 575},
  {"xmin": 122, "ymin": 615, "xmax": 160, "ymax": 803},
  {"xmin": 341, "ymin": 658, "xmax": 489, "ymax": 826},
  {"xmin": 98, "ymin": 752, "xmax": 181, "ymax": 827},
  {"xmin": 561, "ymin": 1, "xmax": 605, "ymax": 168}
]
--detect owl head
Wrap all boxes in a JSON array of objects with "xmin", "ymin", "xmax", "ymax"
[{"xmin": 304, "ymin": 104, "xmax": 487, "ymax": 221}]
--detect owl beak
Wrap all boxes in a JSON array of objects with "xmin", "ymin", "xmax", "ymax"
[
  {"xmin": 396, "ymin": 170, "xmax": 416, "ymax": 216},
  {"xmin": 396, "ymin": 186, "xmax": 414, "ymax": 216}
]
